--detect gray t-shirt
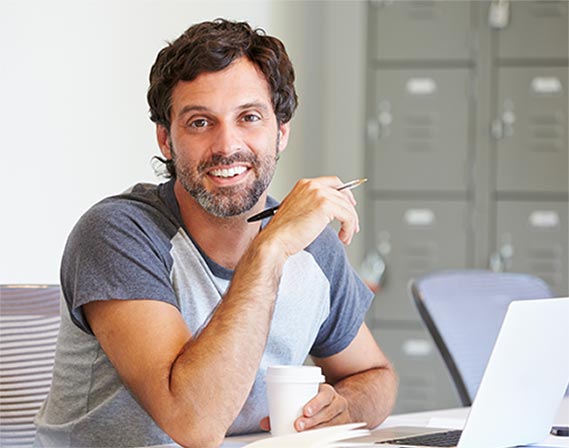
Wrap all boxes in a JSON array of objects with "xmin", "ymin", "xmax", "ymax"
[{"xmin": 34, "ymin": 180, "xmax": 373, "ymax": 447}]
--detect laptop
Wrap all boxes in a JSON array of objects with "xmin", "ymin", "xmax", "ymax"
[{"xmin": 360, "ymin": 297, "xmax": 569, "ymax": 448}]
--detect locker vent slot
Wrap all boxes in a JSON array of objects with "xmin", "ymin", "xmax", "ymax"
[
  {"xmin": 529, "ymin": 113, "xmax": 565, "ymax": 153},
  {"xmin": 403, "ymin": 113, "xmax": 439, "ymax": 152},
  {"xmin": 529, "ymin": 2, "xmax": 567, "ymax": 18}
]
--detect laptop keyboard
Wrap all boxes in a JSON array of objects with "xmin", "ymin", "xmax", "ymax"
[{"xmin": 376, "ymin": 429, "xmax": 462, "ymax": 447}]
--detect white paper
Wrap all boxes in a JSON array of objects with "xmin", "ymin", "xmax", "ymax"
[{"xmin": 242, "ymin": 423, "xmax": 370, "ymax": 448}]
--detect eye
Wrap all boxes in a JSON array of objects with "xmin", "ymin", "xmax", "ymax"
[
  {"xmin": 242, "ymin": 114, "xmax": 261, "ymax": 123},
  {"xmin": 189, "ymin": 118, "xmax": 209, "ymax": 128}
]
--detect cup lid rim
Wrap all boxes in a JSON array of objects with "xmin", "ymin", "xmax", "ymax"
[{"xmin": 265, "ymin": 365, "xmax": 325, "ymax": 383}]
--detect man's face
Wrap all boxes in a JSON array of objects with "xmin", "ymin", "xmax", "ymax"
[{"xmin": 160, "ymin": 57, "xmax": 290, "ymax": 218}]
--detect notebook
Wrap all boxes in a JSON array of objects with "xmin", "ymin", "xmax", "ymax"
[{"xmin": 359, "ymin": 297, "xmax": 569, "ymax": 448}]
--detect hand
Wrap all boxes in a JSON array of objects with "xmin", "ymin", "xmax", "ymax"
[
  {"xmin": 295, "ymin": 383, "xmax": 353, "ymax": 431},
  {"xmin": 261, "ymin": 177, "xmax": 360, "ymax": 257},
  {"xmin": 259, "ymin": 383, "xmax": 353, "ymax": 433}
]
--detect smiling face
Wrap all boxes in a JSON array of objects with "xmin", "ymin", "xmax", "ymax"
[{"xmin": 157, "ymin": 57, "xmax": 290, "ymax": 218}]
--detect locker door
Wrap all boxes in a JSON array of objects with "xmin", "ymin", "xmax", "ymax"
[
  {"xmin": 369, "ymin": 69, "xmax": 471, "ymax": 192},
  {"xmin": 369, "ymin": 200, "xmax": 470, "ymax": 322},
  {"xmin": 371, "ymin": 326, "xmax": 460, "ymax": 413},
  {"xmin": 494, "ymin": 67, "xmax": 568, "ymax": 193},
  {"xmin": 371, "ymin": 0, "xmax": 472, "ymax": 61},
  {"xmin": 496, "ymin": 1, "xmax": 568, "ymax": 60},
  {"xmin": 496, "ymin": 201, "xmax": 568, "ymax": 295}
]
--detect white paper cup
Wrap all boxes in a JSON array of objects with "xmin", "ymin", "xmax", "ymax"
[{"xmin": 265, "ymin": 365, "xmax": 325, "ymax": 436}]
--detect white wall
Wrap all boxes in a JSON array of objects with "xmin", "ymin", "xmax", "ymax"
[{"xmin": 0, "ymin": 0, "xmax": 368, "ymax": 284}]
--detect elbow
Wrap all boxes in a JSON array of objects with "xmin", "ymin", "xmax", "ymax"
[
  {"xmin": 381, "ymin": 366, "xmax": 399, "ymax": 423},
  {"xmin": 159, "ymin": 410, "xmax": 229, "ymax": 448},
  {"xmin": 383, "ymin": 362, "xmax": 399, "ymax": 410},
  {"xmin": 153, "ymin": 369, "xmax": 235, "ymax": 446},
  {"xmin": 167, "ymin": 425, "xmax": 227, "ymax": 448},
  {"xmin": 176, "ymin": 434, "xmax": 226, "ymax": 448}
]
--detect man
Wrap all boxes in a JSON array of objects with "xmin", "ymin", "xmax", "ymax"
[{"xmin": 34, "ymin": 19, "xmax": 397, "ymax": 447}]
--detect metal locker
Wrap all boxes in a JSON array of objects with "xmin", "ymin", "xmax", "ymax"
[
  {"xmin": 495, "ymin": 201, "xmax": 568, "ymax": 295},
  {"xmin": 368, "ymin": 68, "xmax": 472, "ymax": 192},
  {"xmin": 370, "ymin": 0, "xmax": 473, "ymax": 61},
  {"xmin": 494, "ymin": 67, "xmax": 568, "ymax": 193},
  {"xmin": 371, "ymin": 326, "xmax": 460, "ymax": 413},
  {"xmin": 369, "ymin": 200, "xmax": 470, "ymax": 322},
  {"xmin": 495, "ymin": 1, "xmax": 568, "ymax": 60}
]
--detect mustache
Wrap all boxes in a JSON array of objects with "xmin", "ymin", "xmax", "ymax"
[{"xmin": 197, "ymin": 152, "xmax": 260, "ymax": 173}]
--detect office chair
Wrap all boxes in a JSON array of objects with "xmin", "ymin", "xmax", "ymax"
[
  {"xmin": 410, "ymin": 270, "xmax": 553, "ymax": 407},
  {"xmin": 0, "ymin": 285, "xmax": 61, "ymax": 447}
]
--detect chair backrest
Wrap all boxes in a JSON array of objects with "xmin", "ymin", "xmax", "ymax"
[
  {"xmin": 410, "ymin": 270, "xmax": 553, "ymax": 406},
  {"xmin": 0, "ymin": 285, "xmax": 61, "ymax": 447}
]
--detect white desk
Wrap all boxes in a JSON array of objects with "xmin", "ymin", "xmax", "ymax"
[{"xmin": 223, "ymin": 396, "xmax": 569, "ymax": 447}]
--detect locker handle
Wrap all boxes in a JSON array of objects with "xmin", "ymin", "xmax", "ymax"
[
  {"xmin": 406, "ymin": 78, "xmax": 437, "ymax": 96},
  {"xmin": 402, "ymin": 339, "xmax": 432, "ymax": 357},
  {"xmin": 531, "ymin": 77, "xmax": 562, "ymax": 95},
  {"xmin": 360, "ymin": 251, "xmax": 386, "ymax": 294},
  {"xmin": 491, "ymin": 118, "xmax": 504, "ymax": 140},
  {"xmin": 529, "ymin": 211, "xmax": 560, "ymax": 229},
  {"xmin": 489, "ymin": 238, "xmax": 514, "ymax": 272},
  {"xmin": 366, "ymin": 119, "xmax": 380, "ymax": 142},
  {"xmin": 489, "ymin": 0, "xmax": 510, "ymax": 29},
  {"xmin": 404, "ymin": 209, "xmax": 435, "ymax": 226},
  {"xmin": 491, "ymin": 115, "xmax": 515, "ymax": 140}
]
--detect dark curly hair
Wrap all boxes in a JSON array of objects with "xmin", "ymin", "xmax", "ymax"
[
  {"xmin": 148, "ymin": 19, "xmax": 297, "ymax": 177},
  {"xmin": 148, "ymin": 18, "xmax": 297, "ymax": 141}
]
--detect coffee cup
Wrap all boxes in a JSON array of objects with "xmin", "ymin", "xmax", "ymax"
[{"xmin": 265, "ymin": 365, "xmax": 325, "ymax": 436}]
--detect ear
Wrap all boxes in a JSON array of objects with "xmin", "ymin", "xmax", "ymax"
[
  {"xmin": 156, "ymin": 125, "xmax": 172, "ymax": 159},
  {"xmin": 277, "ymin": 122, "xmax": 291, "ymax": 155}
]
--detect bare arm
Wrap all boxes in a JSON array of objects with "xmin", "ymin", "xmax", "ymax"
[
  {"xmin": 299, "ymin": 323, "xmax": 398, "ymax": 430},
  {"xmin": 84, "ymin": 236, "xmax": 285, "ymax": 447},
  {"xmin": 84, "ymin": 177, "xmax": 359, "ymax": 447}
]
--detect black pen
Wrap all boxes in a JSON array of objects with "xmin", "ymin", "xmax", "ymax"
[{"xmin": 247, "ymin": 178, "xmax": 368, "ymax": 223}]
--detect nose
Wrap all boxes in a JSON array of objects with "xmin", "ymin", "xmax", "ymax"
[{"xmin": 210, "ymin": 121, "xmax": 242, "ymax": 156}]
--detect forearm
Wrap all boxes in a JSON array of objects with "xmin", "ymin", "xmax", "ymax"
[
  {"xmin": 334, "ymin": 365, "xmax": 398, "ymax": 429},
  {"xmin": 166, "ymin": 235, "xmax": 287, "ymax": 445}
]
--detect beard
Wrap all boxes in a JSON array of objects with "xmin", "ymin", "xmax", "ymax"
[{"xmin": 171, "ymin": 136, "xmax": 279, "ymax": 218}]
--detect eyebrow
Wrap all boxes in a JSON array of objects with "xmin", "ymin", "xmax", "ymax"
[
  {"xmin": 177, "ymin": 101, "xmax": 271, "ymax": 117},
  {"xmin": 178, "ymin": 105, "xmax": 209, "ymax": 117},
  {"xmin": 238, "ymin": 102, "xmax": 270, "ymax": 113}
]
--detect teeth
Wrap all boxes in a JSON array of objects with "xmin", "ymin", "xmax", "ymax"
[{"xmin": 210, "ymin": 166, "xmax": 247, "ymax": 178}]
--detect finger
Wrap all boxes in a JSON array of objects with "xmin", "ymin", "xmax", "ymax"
[
  {"xmin": 259, "ymin": 416, "xmax": 270, "ymax": 432},
  {"xmin": 303, "ymin": 384, "xmax": 336, "ymax": 418},
  {"xmin": 335, "ymin": 188, "xmax": 359, "ymax": 218},
  {"xmin": 327, "ymin": 193, "xmax": 360, "ymax": 244},
  {"xmin": 262, "ymin": 176, "xmax": 360, "ymax": 255},
  {"xmin": 312, "ymin": 175, "xmax": 344, "ymax": 189},
  {"xmin": 277, "ymin": 178, "xmax": 341, "ymax": 219},
  {"xmin": 295, "ymin": 184, "xmax": 359, "ymax": 245},
  {"xmin": 341, "ymin": 188, "xmax": 357, "ymax": 206},
  {"xmin": 336, "ymin": 206, "xmax": 359, "ymax": 243},
  {"xmin": 290, "ymin": 177, "xmax": 343, "ymax": 197},
  {"xmin": 297, "ymin": 393, "xmax": 348, "ymax": 430}
]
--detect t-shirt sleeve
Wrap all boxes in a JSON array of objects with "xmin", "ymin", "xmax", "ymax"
[
  {"xmin": 307, "ymin": 228, "xmax": 374, "ymax": 358},
  {"xmin": 60, "ymin": 198, "xmax": 178, "ymax": 334}
]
